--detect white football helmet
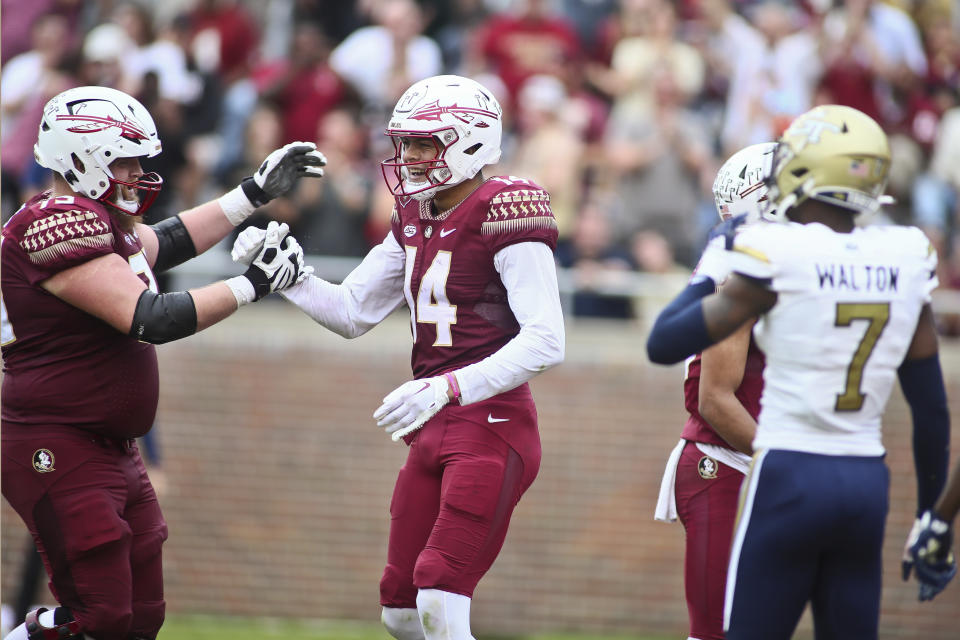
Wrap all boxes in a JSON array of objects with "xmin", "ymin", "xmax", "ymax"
[
  {"xmin": 34, "ymin": 85, "xmax": 163, "ymax": 216},
  {"xmin": 381, "ymin": 75, "xmax": 502, "ymax": 201},
  {"xmin": 712, "ymin": 142, "xmax": 776, "ymax": 221}
]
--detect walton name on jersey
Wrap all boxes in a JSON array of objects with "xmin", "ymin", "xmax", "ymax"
[{"xmin": 815, "ymin": 263, "xmax": 899, "ymax": 292}]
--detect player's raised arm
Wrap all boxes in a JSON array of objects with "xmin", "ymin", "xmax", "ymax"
[
  {"xmin": 28, "ymin": 87, "xmax": 313, "ymax": 345},
  {"xmin": 136, "ymin": 140, "xmax": 326, "ymax": 267}
]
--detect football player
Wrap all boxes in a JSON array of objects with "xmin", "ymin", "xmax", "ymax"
[
  {"xmin": 1, "ymin": 85, "xmax": 324, "ymax": 640},
  {"xmin": 233, "ymin": 74, "xmax": 565, "ymax": 640},
  {"xmin": 646, "ymin": 105, "xmax": 950, "ymax": 638},
  {"xmin": 654, "ymin": 142, "xmax": 775, "ymax": 640}
]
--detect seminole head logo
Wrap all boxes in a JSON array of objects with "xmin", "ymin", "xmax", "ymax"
[
  {"xmin": 56, "ymin": 98, "xmax": 150, "ymax": 143},
  {"xmin": 408, "ymin": 100, "xmax": 498, "ymax": 125},
  {"xmin": 32, "ymin": 448, "xmax": 56, "ymax": 473}
]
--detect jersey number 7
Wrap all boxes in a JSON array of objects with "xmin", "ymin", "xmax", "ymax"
[{"xmin": 835, "ymin": 302, "xmax": 890, "ymax": 411}]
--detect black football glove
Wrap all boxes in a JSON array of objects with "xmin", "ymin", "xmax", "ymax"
[{"xmin": 240, "ymin": 141, "xmax": 327, "ymax": 207}]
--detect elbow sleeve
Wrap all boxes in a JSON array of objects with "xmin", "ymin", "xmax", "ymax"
[
  {"xmin": 150, "ymin": 215, "xmax": 197, "ymax": 273},
  {"xmin": 129, "ymin": 290, "xmax": 198, "ymax": 344}
]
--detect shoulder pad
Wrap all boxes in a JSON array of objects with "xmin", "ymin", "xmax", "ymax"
[
  {"xmin": 482, "ymin": 181, "xmax": 557, "ymax": 237},
  {"xmin": 17, "ymin": 198, "xmax": 113, "ymax": 267}
]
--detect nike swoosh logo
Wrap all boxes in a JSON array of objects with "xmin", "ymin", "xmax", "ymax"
[
  {"xmin": 439, "ymin": 228, "xmax": 457, "ymax": 238},
  {"xmin": 487, "ymin": 414, "xmax": 510, "ymax": 423}
]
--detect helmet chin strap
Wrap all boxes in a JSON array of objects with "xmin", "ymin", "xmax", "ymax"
[{"xmin": 404, "ymin": 178, "xmax": 456, "ymax": 202}]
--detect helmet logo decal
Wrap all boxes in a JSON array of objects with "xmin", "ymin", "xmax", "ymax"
[
  {"xmin": 408, "ymin": 101, "xmax": 497, "ymax": 124},
  {"xmin": 786, "ymin": 117, "xmax": 842, "ymax": 151},
  {"xmin": 57, "ymin": 114, "xmax": 149, "ymax": 143}
]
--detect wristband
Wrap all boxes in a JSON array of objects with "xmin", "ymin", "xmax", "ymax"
[
  {"xmin": 225, "ymin": 275, "xmax": 256, "ymax": 307},
  {"xmin": 217, "ymin": 185, "xmax": 257, "ymax": 226},
  {"xmin": 240, "ymin": 176, "xmax": 270, "ymax": 208},
  {"xmin": 444, "ymin": 372, "xmax": 461, "ymax": 404}
]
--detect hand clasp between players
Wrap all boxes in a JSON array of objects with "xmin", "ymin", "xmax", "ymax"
[
  {"xmin": 902, "ymin": 509, "xmax": 957, "ymax": 601},
  {"xmin": 240, "ymin": 221, "xmax": 311, "ymax": 299},
  {"xmin": 374, "ymin": 376, "xmax": 452, "ymax": 441}
]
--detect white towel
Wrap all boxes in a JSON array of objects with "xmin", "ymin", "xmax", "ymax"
[
  {"xmin": 654, "ymin": 439, "xmax": 686, "ymax": 522},
  {"xmin": 695, "ymin": 442, "xmax": 752, "ymax": 476}
]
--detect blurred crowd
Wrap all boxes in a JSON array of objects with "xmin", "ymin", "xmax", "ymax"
[{"xmin": 2, "ymin": 0, "xmax": 959, "ymax": 320}]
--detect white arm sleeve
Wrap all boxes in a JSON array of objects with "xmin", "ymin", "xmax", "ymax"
[
  {"xmin": 280, "ymin": 232, "xmax": 406, "ymax": 338},
  {"xmin": 454, "ymin": 241, "xmax": 566, "ymax": 405}
]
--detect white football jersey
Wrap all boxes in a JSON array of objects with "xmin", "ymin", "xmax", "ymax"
[{"xmin": 725, "ymin": 222, "xmax": 938, "ymax": 456}]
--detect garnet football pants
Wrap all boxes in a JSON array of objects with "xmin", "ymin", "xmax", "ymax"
[
  {"xmin": 674, "ymin": 441, "xmax": 745, "ymax": 640},
  {"xmin": 379, "ymin": 394, "xmax": 540, "ymax": 607},
  {"xmin": 725, "ymin": 450, "xmax": 887, "ymax": 640},
  {"xmin": 2, "ymin": 425, "xmax": 168, "ymax": 640}
]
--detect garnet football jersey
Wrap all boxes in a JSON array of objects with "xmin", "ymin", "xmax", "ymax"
[
  {"xmin": 1, "ymin": 192, "xmax": 160, "ymax": 438},
  {"xmin": 390, "ymin": 176, "xmax": 558, "ymax": 379},
  {"xmin": 681, "ymin": 342, "xmax": 765, "ymax": 448}
]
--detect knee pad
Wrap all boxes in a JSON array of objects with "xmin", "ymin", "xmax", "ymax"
[{"xmin": 381, "ymin": 607, "xmax": 424, "ymax": 640}]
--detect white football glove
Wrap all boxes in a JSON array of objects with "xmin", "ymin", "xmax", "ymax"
[
  {"xmin": 232, "ymin": 225, "xmax": 268, "ymax": 266},
  {"xmin": 242, "ymin": 221, "xmax": 308, "ymax": 299},
  {"xmin": 374, "ymin": 376, "xmax": 451, "ymax": 441},
  {"xmin": 903, "ymin": 510, "xmax": 957, "ymax": 601},
  {"xmin": 240, "ymin": 141, "xmax": 327, "ymax": 207},
  {"xmin": 233, "ymin": 224, "xmax": 312, "ymax": 283}
]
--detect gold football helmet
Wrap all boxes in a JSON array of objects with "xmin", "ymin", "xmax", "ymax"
[{"xmin": 764, "ymin": 105, "xmax": 891, "ymax": 222}]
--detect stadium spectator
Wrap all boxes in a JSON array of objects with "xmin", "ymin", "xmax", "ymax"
[
  {"xmin": 329, "ymin": 0, "xmax": 442, "ymax": 118},
  {"xmin": 694, "ymin": 0, "xmax": 767, "ymax": 155},
  {"xmin": 508, "ymin": 73, "xmax": 587, "ymax": 239},
  {"xmin": 744, "ymin": 2, "xmax": 822, "ymax": 142},
  {"xmin": 233, "ymin": 74, "xmax": 564, "ymax": 640},
  {"xmin": 601, "ymin": 64, "xmax": 713, "ymax": 267},
  {"xmin": 647, "ymin": 104, "xmax": 950, "ymax": 636},
  {"xmin": 253, "ymin": 22, "xmax": 350, "ymax": 146},
  {"xmin": 1, "ymin": 14, "xmax": 76, "ymax": 179},
  {"xmin": 471, "ymin": 0, "xmax": 582, "ymax": 112},
  {"xmin": 186, "ymin": 0, "xmax": 261, "ymax": 183},
  {"xmin": 555, "ymin": 199, "xmax": 637, "ymax": 319},
  {"xmin": 591, "ymin": 0, "xmax": 704, "ymax": 132},
  {"xmin": 0, "ymin": 85, "xmax": 323, "ymax": 640},
  {"xmin": 112, "ymin": 2, "xmax": 203, "ymax": 107}
]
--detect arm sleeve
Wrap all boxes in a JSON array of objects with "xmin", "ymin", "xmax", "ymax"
[
  {"xmin": 454, "ymin": 241, "xmax": 565, "ymax": 405},
  {"xmin": 898, "ymin": 354, "xmax": 951, "ymax": 515},
  {"xmin": 280, "ymin": 231, "xmax": 406, "ymax": 338}
]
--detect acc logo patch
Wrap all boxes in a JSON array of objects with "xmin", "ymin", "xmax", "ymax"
[
  {"xmin": 32, "ymin": 449, "xmax": 56, "ymax": 473},
  {"xmin": 403, "ymin": 225, "xmax": 417, "ymax": 238},
  {"xmin": 698, "ymin": 456, "xmax": 718, "ymax": 480}
]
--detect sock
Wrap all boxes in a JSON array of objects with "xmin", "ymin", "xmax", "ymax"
[{"xmin": 416, "ymin": 589, "xmax": 475, "ymax": 640}]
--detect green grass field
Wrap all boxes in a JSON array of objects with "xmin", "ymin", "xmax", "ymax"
[{"xmin": 157, "ymin": 615, "xmax": 673, "ymax": 640}]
